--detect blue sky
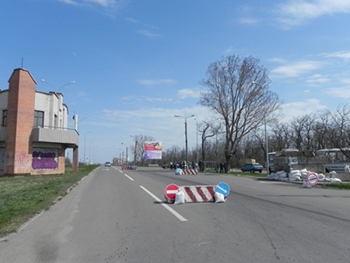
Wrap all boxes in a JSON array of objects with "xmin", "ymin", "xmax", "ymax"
[{"xmin": 1, "ymin": 0, "xmax": 350, "ymax": 164}]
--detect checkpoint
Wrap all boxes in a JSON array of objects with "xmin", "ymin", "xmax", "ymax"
[{"xmin": 164, "ymin": 182, "xmax": 231, "ymax": 204}]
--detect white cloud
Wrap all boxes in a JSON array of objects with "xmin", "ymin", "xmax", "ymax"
[
  {"xmin": 239, "ymin": 18, "xmax": 258, "ymax": 25},
  {"xmin": 138, "ymin": 79, "xmax": 177, "ymax": 86},
  {"xmin": 268, "ymin": 57, "xmax": 288, "ymax": 64},
  {"xmin": 340, "ymin": 78, "xmax": 350, "ymax": 84},
  {"xmin": 137, "ymin": 30, "xmax": 160, "ymax": 38},
  {"xmin": 325, "ymin": 87, "xmax": 350, "ymax": 98},
  {"xmin": 325, "ymin": 51, "xmax": 350, "ymax": 59},
  {"xmin": 277, "ymin": 0, "xmax": 350, "ymax": 26},
  {"xmin": 306, "ymin": 74, "xmax": 330, "ymax": 85},
  {"xmin": 271, "ymin": 60, "xmax": 322, "ymax": 78},
  {"xmin": 177, "ymin": 88, "xmax": 203, "ymax": 99},
  {"xmin": 59, "ymin": 0, "xmax": 125, "ymax": 10},
  {"xmin": 281, "ymin": 98, "xmax": 327, "ymax": 122},
  {"xmin": 85, "ymin": 0, "xmax": 117, "ymax": 8},
  {"xmin": 144, "ymin": 97, "xmax": 172, "ymax": 102},
  {"xmin": 120, "ymin": 95, "xmax": 172, "ymax": 103},
  {"xmin": 125, "ymin": 17, "xmax": 138, "ymax": 24},
  {"xmin": 59, "ymin": 0, "xmax": 79, "ymax": 5},
  {"xmin": 121, "ymin": 95, "xmax": 138, "ymax": 101},
  {"xmin": 224, "ymin": 47, "xmax": 234, "ymax": 56}
]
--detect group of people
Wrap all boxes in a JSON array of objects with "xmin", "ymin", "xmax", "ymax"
[
  {"xmin": 215, "ymin": 162, "xmax": 226, "ymax": 173},
  {"xmin": 166, "ymin": 160, "xmax": 225, "ymax": 173},
  {"xmin": 168, "ymin": 161, "xmax": 198, "ymax": 170}
]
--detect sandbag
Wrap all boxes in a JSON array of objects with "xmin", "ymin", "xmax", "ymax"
[
  {"xmin": 174, "ymin": 191, "xmax": 185, "ymax": 204},
  {"xmin": 302, "ymin": 180, "xmax": 312, "ymax": 188},
  {"xmin": 317, "ymin": 173, "xmax": 325, "ymax": 181},
  {"xmin": 175, "ymin": 168, "xmax": 183, "ymax": 175},
  {"xmin": 215, "ymin": 192, "xmax": 225, "ymax": 203}
]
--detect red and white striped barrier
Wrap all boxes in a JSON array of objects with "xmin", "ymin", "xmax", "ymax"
[
  {"xmin": 178, "ymin": 185, "xmax": 216, "ymax": 203},
  {"xmin": 122, "ymin": 165, "xmax": 137, "ymax": 170},
  {"xmin": 175, "ymin": 168, "xmax": 198, "ymax": 175},
  {"xmin": 182, "ymin": 169, "xmax": 198, "ymax": 175},
  {"xmin": 164, "ymin": 183, "xmax": 230, "ymax": 204}
]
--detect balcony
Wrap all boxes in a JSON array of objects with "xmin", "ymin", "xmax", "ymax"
[{"xmin": 31, "ymin": 127, "xmax": 79, "ymax": 147}]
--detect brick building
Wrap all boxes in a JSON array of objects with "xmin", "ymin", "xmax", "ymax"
[{"xmin": 0, "ymin": 68, "xmax": 79, "ymax": 175}]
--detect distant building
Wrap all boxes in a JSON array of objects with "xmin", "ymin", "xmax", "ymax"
[{"xmin": 0, "ymin": 68, "xmax": 79, "ymax": 175}]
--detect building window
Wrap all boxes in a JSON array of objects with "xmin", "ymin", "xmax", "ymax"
[
  {"xmin": 2, "ymin": 110, "xmax": 7, "ymax": 127},
  {"xmin": 34, "ymin": 111, "xmax": 44, "ymax": 128},
  {"xmin": 54, "ymin": 114, "xmax": 58, "ymax": 128}
]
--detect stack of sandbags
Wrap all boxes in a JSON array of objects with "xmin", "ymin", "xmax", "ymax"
[
  {"xmin": 269, "ymin": 168, "xmax": 343, "ymax": 183},
  {"xmin": 175, "ymin": 168, "xmax": 183, "ymax": 175},
  {"xmin": 268, "ymin": 170, "xmax": 288, "ymax": 181},
  {"xmin": 290, "ymin": 170, "xmax": 302, "ymax": 181}
]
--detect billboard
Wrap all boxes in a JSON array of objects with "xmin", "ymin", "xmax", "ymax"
[{"xmin": 144, "ymin": 141, "xmax": 162, "ymax": 160}]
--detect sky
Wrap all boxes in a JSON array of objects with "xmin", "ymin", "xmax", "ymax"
[{"xmin": 1, "ymin": 0, "xmax": 350, "ymax": 164}]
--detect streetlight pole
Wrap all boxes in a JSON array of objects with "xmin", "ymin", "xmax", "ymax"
[
  {"xmin": 89, "ymin": 141, "xmax": 95, "ymax": 164},
  {"xmin": 84, "ymin": 131, "xmax": 91, "ymax": 165},
  {"xmin": 41, "ymin": 79, "xmax": 75, "ymax": 92},
  {"xmin": 195, "ymin": 119, "xmax": 199, "ymax": 164},
  {"xmin": 121, "ymin": 143, "xmax": 125, "ymax": 165},
  {"xmin": 130, "ymin": 135, "xmax": 137, "ymax": 165},
  {"xmin": 175, "ymin": 113, "xmax": 195, "ymax": 164},
  {"xmin": 119, "ymin": 148, "xmax": 123, "ymax": 165},
  {"xmin": 252, "ymin": 81, "xmax": 269, "ymax": 174},
  {"xmin": 265, "ymin": 121, "xmax": 269, "ymax": 174},
  {"xmin": 126, "ymin": 147, "xmax": 128, "ymax": 165}
]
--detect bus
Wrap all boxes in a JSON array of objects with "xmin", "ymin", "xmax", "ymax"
[
  {"xmin": 316, "ymin": 148, "xmax": 350, "ymax": 162},
  {"xmin": 316, "ymin": 148, "xmax": 350, "ymax": 173}
]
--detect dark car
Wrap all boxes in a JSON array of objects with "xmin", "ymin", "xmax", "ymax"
[
  {"xmin": 104, "ymin": 162, "xmax": 112, "ymax": 167},
  {"xmin": 241, "ymin": 163, "xmax": 263, "ymax": 173},
  {"xmin": 162, "ymin": 163, "xmax": 170, "ymax": 169}
]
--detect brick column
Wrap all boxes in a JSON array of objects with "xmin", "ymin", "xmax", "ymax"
[{"xmin": 5, "ymin": 68, "xmax": 36, "ymax": 175}]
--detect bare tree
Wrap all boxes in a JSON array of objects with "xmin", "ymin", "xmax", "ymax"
[
  {"xmin": 199, "ymin": 55, "xmax": 281, "ymax": 172},
  {"xmin": 129, "ymin": 135, "xmax": 155, "ymax": 166},
  {"xmin": 313, "ymin": 111, "xmax": 332, "ymax": 149},
  {"xmin": 198, "ymin": 120, "xmax": 221, "ymax": 163},
  {"xmin": 326, "ymin": 104, "xmax": 350, "ymax": 159},
  {"xmin": 290, "ymin": 114, "xmax": 317, "ymax": 151},
  {"xmin": 162, "ymin": 145, "xmax": 182, "ymax": 164},
  {"xmin": 269, "ymin": 123, "xmax": 293, "ymax": 151}
]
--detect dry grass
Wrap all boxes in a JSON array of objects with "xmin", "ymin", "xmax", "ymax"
[{"xmin": 0, "ymin": 165, "xmax": 97, "ymax": 237}]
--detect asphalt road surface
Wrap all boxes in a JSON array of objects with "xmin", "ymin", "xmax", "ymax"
[{"xmin": 1, "ymin": 166, "xmax": 350, "ymax": 263}]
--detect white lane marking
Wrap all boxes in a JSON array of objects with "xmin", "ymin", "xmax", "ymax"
[
  {"xmin": 123, "ymin": 173, "xmax": 134, "ymax": 181},
  {"xmin": 140, "ymin": 186, "xmax": 187, "ymax": 222},
  {"xmin": 117, "ymin": 169, "xmax": 134, "ymax": 181}
]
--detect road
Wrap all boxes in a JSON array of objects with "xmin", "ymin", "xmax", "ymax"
[{"xmin": 0, "ymin": 166, "xmax": 350, "ymax": 263}]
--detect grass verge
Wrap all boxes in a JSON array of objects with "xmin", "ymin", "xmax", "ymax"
[
  {"xmin": 321, "ymin": 183, "xmax": 350, "ymax": 189},
  {"xmin": 0, "ymin": 165, "xmax": 98, "ymax": 238}
]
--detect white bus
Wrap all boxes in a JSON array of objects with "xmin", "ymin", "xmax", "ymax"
[
  {"xmin": 316, "ymin": 148, "xmax": 350, "ymax": 173},
  {"xmin": 316, "ymin": 148, "xmax": 350, "ymax": 162}
]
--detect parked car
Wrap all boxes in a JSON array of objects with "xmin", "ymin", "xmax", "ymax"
[
  {"xmin": 104, "ymin": 162, "xmax": 112, "ymax": 167},
  {"xmin": 241, "ymin": 163, "xmax": 263, "ymax": 173},
  {"xmin": 162, "ymin": 163, "xmax": 170, "ymax": 169}
]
